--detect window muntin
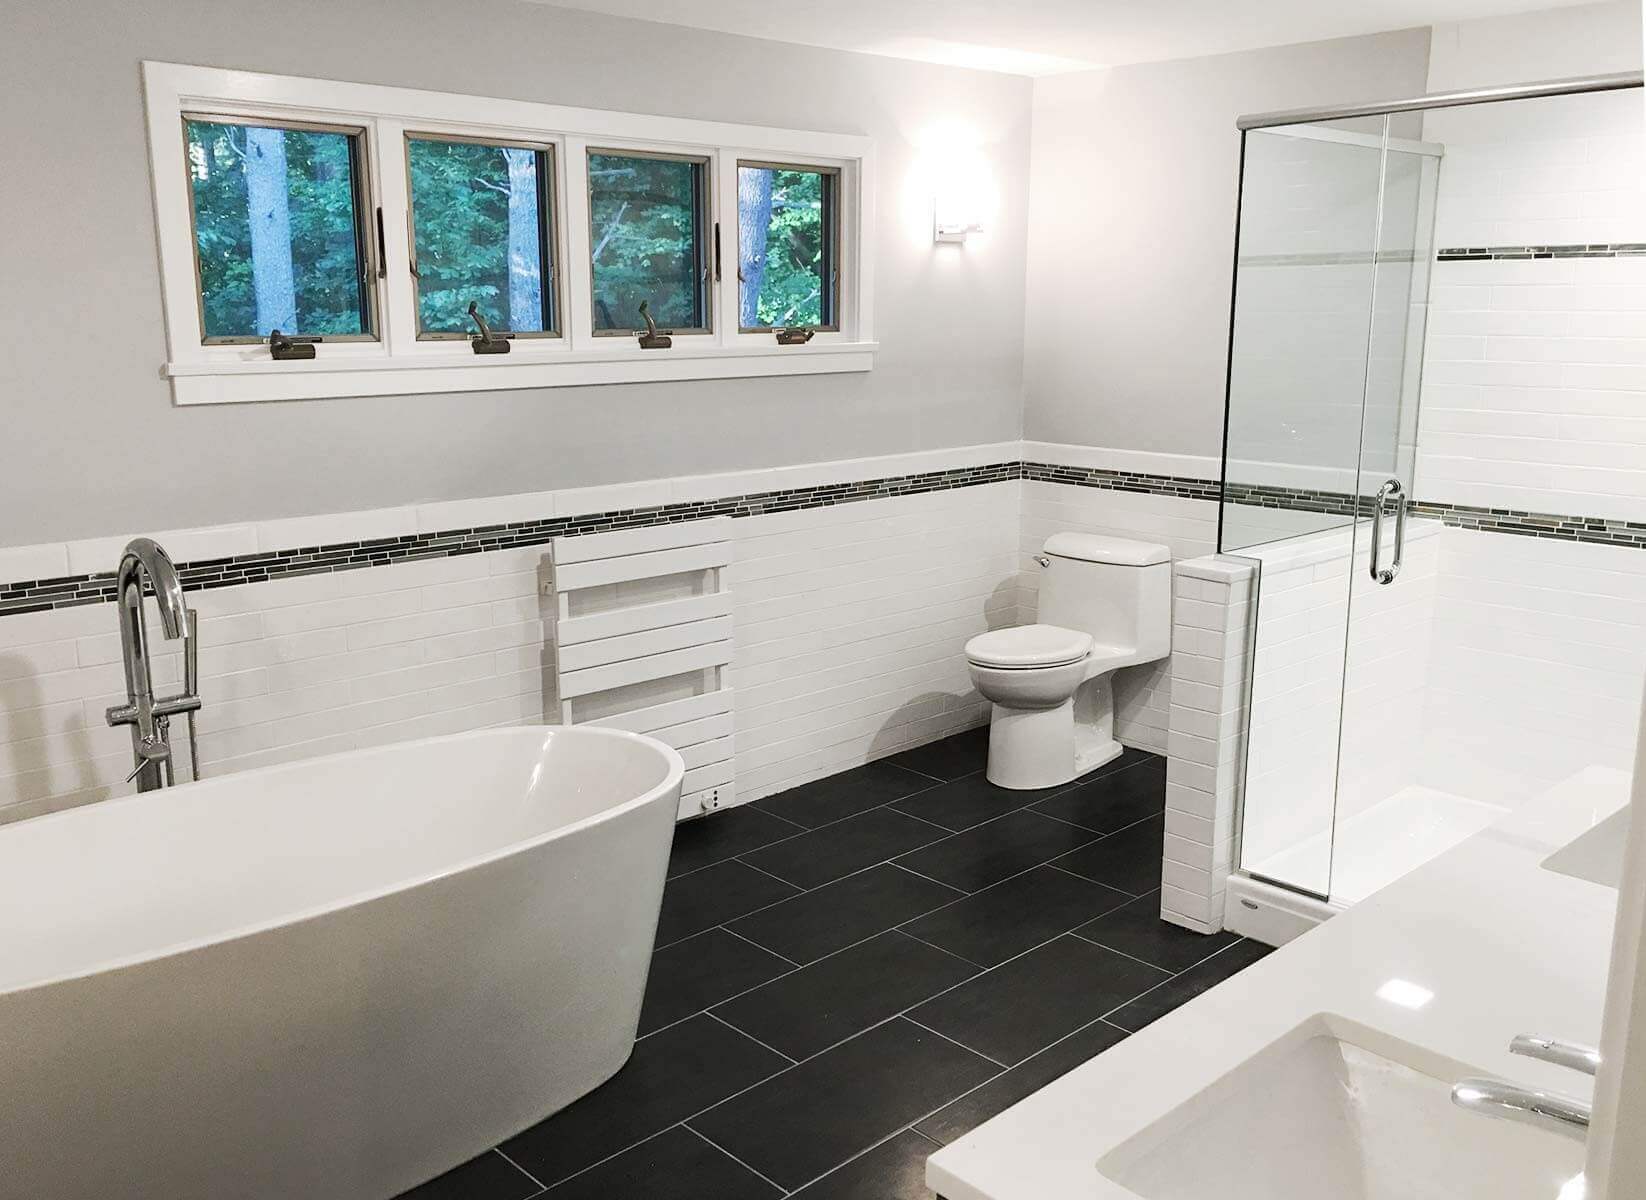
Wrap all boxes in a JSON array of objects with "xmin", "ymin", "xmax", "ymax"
[
  {"xmin": 183, "ymin": 115, "xmax": 375, "ymax": 343},
  {"xmin": 587, "ymin": 149, "xmax": 711, "ymax": 335},
  {"xmin": 406, "ymin": 134, "xmax": 558, "ymax": 338},
  {"xmin": 737, "ymin": 162, "xmax": 839, "ymax": 332}
]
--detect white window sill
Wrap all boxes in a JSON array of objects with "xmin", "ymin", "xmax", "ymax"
[{"xmin": 161, "ymin": 341, "xmax": 879, "ymax": 405}]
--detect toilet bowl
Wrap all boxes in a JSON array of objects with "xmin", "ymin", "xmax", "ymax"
[{"xmin": 965, "ymin": 534, "xmax": 1171, "ymax": 790}]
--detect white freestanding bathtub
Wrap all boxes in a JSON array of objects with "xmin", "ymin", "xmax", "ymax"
[{"xmin": 0, "ymin": 726, "xmax": 684, "ymax": 1200}]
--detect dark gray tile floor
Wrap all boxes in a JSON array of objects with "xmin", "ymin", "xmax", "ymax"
[{"xmin": 398, "ymin": 729, "xmax": 1272, "ymax": 1200}]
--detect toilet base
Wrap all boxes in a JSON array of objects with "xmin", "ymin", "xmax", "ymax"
[{"xmin": 985, "ymin": 674, "xmax": 1123, "ymax": 790}]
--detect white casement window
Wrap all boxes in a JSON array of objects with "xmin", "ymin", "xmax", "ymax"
[
  {"xmin": 586, "ymin": 148, "xmax": 712, "ymax": 337},
  {"xmin": 404, "ymin": 133, "xmax": 561, "ymax": 341},
  {"xmin": 143, "ymin": 63, "xmax": 876, "ymax": 405},
  {"xmin": 735, "ymin": 161, "xmax": 841, "ymax": 336}
]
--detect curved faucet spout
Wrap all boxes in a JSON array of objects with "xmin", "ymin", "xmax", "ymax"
[
  {"xmin": 118, "ymin": 536, "xmax": 187, "ymax": 638},
  {"xmin": 107, "ymin": 538, "xmax": 200, "ymax": 792},
  {"xmin": 1452, "ymin": 1077, "xmax": 1591, "ymax": 1142}
]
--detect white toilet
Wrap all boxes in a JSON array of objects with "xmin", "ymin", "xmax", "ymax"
[{"xmin": 965, "ymin": 533, "xmax": 1171, "ymax": 790}]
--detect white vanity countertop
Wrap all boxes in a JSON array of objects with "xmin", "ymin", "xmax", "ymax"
[{"xmin": 926, "ymin": 768, "xmax": 1633, "ymax": 1200}]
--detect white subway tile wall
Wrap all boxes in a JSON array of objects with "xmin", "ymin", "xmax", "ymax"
[
  {"xmin": 1420, "ymin": 528, "xmax": 1646, "ymax": 806},
  {"xmin": 1425, "ymin": 88, "xmax": 1645, "ymax": 249},
  {"xmin": 1336, "ymin": 529, "xmax": 1441, "ymax": 821},
  {"xmin": 1417, "ymin": 86, "xmax": 1646, "ymax": 521},
  {"xmin": 1165, "ymin": 520, "xmax": 1641, "ymax": 928},
  {"xmin": 731, "ymin": 480, "xmax": 1020, "ymax": 800},
  {"xmin": 1238, "ymin": 523, "xmax": 1442, "ymax": 890},
  {"xmin": 4, "ymin": 430, "xmax": 1638, "ymax": 941},
  {"xmin": 1418, "ymin": 255, "xmax": 1646, "ymax": 521},
  {"xmin": 1017, "ymin": 478, "xmax": 1219, "ymax": 754},
  {"xmin": 0, "ymin": 469, "xmax": 1024, "ymax": 824},
  {"xmin": 0, "ymin": 548, "xmax": 550, "ymax": 822},
  {"xmin": 1161, "ymin": 556, "xmax": 1255, "ymax": 933}
]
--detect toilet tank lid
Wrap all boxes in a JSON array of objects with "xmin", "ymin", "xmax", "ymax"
[{"xmin": 1043, "ymin": 533, "xmax": 1170, "ymax": 566}]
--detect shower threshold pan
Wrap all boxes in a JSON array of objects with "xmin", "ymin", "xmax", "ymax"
[{"xmin": 1228, "ymin": 786, "xmax": 1506, "ymax": 944}]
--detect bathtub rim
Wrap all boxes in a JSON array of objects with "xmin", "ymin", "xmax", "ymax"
[{"xmin": 0, "ymin": 724, "xmax": 684, "ymax": 998}]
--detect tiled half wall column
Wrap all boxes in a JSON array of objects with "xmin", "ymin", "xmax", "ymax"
[{"xmin": 1160, "ymin": 555, "xmax": 1256, "ymax": 934}]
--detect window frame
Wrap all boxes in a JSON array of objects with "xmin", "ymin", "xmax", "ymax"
[
  {"xmin": 181, "ymin": 110, "xmax": 382, "ymax": 346},
  {"xmin": 144, "ymin": 62, "xmax": 876, "ymax": 405},
  {"xmin": 403, "ymin": 130, "xmax": 562, "ymax": 341},
  {"xmin": 585, "ymin": 146, "xmax": 714, "ymax": 338},
  {"xmin": 735, "ymin": 159, "xmax": 842, "ymax": 335}
]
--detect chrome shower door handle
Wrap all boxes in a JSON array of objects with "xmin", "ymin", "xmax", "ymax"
[{"xmin": 1369, "ymin": 478, "xmax": 1406, "ymax": 585}]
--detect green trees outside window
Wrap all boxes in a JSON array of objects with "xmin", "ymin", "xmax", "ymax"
[
  {"xmin": 737, "ymin": 164, "xmax": 834, "ymax": 330},
  {"xmin": 184, "ymin": 116, "xmax": 844, "ymax": 349},
  {"xmin": 184, "ymin": 118, "xmax": 369, "ymax": 341},
  {"xmin": 407, "ymin": 137, "xmax": 554, "ymax": 336},
  {"xmin": 588, "ymin": 152, "xmax": 706, "ymax": 332}
]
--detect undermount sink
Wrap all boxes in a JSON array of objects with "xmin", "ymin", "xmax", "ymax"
[
  {"xmin": 1097, "ymin": 1018, "xmax": 1584, "ymax": 1200},
  {"xmin": 1542, "ymin": 807, "xmax": 1629, "ymax": 889}
]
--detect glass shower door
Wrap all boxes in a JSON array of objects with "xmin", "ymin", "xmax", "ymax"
[
  {"xmin": 1223, "ymin": 116, "xmax": 1437, "ymax": 901},
  {"xmin": 1328, "ymin": 139, "xmax": 1440, "ymax": 903}
]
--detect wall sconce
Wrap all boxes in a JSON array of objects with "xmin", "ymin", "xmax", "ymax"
[
  {"xmin": 934, "ymin": 208, "xmax": 983, "ymax": 244},
  {"xmin": 929, "ymin": 137, "xmax": 990, "ymax": 245}
]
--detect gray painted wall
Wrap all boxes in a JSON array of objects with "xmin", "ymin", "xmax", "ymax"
[
  {"xmin": 1021, "ymin": 29, "xmax": 1433, "ymax": 459},
  {"xmin": 0, "ymin": 0, "xmax": 1031, "ymax": 544}
]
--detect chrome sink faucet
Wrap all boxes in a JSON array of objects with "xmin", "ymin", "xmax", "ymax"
[
  {"xmin": 104, "ymin": 538, "xmax": 202, "ymax": 791},
  {"xmin": 1452, "ymin": 1034, "xmax": 1598, "ymax": 1141}
]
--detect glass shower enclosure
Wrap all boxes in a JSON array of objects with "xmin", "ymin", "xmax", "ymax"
[
  {"xmin": 1220, "ymin": 113, "xmax": 1445, "ymax": 904},
  {"xmin": 1218, "ymin": 72, "xmax": 1646, "ymax": 919}
]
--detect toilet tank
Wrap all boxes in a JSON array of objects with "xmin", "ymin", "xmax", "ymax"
[{"xmin": 1037, "ymin": 533, "xmax": 1172, "ymax": 660}]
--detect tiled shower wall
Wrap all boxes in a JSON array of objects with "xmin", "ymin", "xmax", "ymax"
[
  {"xmin": 1238, "ymin": 523, "xmax": 1441, "ymax": 883},
  {"xmin": 1168, "ymin": 516, "xmax": 1643, "ymax": 932},
  {"xmin": 1417, "ymin": 87, "xmax": 1646, "ymax": 523},
  {"xmin": 1420, "ymin": 250, "xmax": 1646, "ymax": 523},
  {"xmin": 1419, "ymin": 528, "xmax": 1646, "ymax": 807},
  {"xmin": 1405, "ymin": 80, "xmax": 1646, "ymax": 809}
]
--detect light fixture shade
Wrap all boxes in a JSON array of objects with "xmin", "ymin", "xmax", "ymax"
[
  {"xmin": 934, "ymin": 210, "xmax": 983, "ymax": 243},
  {"xmin": 931, "ymin": 140, "xmax": 989, "ymax": 244}
]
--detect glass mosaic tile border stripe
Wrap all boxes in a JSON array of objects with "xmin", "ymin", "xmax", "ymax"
[
  {"xmin": 1437, "ymin": 242, "xmax": 1646, "ymax": 260},
  {"xmin": 3, "ymin": 461, "xmax": 1639, "ymax": 618},
  {"xmin": 0, "ymin": 462, "xmax": 1021, "ymax": 618}
]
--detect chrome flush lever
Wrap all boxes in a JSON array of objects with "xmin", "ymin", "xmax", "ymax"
[{"xmin": 1368, "ymin": 477, "xmax": 1407, "ymax": 586}]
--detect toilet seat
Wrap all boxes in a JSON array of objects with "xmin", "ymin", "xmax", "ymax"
[{"xmin": 965, "ymin": 624, "xmax": 1093, "ymax": 670}]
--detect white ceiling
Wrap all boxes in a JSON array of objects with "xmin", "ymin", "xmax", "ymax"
[{"xmin": 528, "ymin": 0, "xmax": 1604, "ymax": 75}]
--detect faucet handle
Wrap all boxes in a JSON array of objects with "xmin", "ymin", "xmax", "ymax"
[
  {"xmin": 1510, "ymin": 1034, "xmax": 1600, "ymax": 1077},
  {"xmin": 124, "ymin": 735, "xmax": 172, "ymax": 783}
]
